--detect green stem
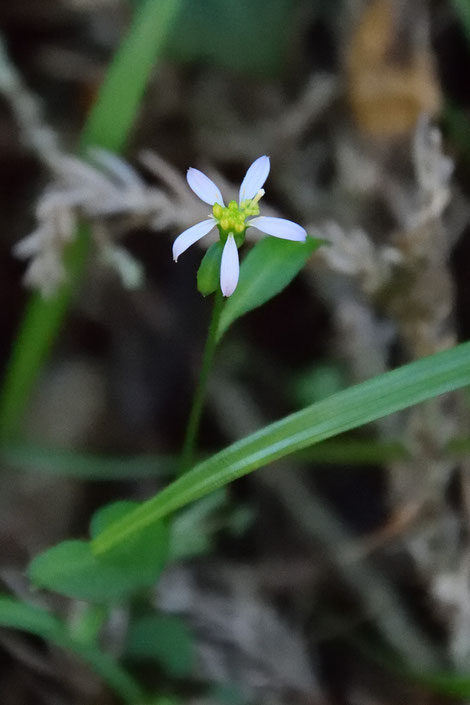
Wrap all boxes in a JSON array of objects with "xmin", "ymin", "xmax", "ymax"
[{"xmin": 179, "ymin": 288, "xmax": 224, "ymax": 474}]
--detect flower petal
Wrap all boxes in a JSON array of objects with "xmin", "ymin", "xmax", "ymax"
[
  {"xmin": 239, "ymin": 155, "xmax": 270, "ymax": 203},
  {"xmin": 248, "ymin": 216, "xmax": 307, "ymax": 242},
  {"xmin": 220, "ymin": 235, "xmax": 239, "ymax": 297},
  {"xmin": 187, "ymin": 168, "xmax": 224, "ymax": 206},
  {"xmin": 172, "ymin": 219, "xmax": 215, "ymax": 261}
]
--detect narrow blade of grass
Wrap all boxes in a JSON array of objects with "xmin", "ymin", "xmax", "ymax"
[
  {"xmin": 0, "ymin": 228, "xmax": 90, "ymax": 443},
  {"xmin": 6, "ymin": 432, "xmax": 470, "ymax": 483},
  {"xmin": 93, "ymin": 341, "xmax": 470, "ymax": 555},
  {"xmin": 2, "ymin": 442, "xmax": 175, "ymax": 480},
  {"xmin": 79, "ymin": 0, "xmax": 181, "ymax": 154}
]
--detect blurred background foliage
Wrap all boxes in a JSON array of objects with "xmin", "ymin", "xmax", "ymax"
[{"xmin": 2, "ymin": 1, "xmax": 470, "ymax": 704}]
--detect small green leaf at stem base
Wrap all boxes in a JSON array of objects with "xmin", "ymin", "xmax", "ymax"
[{"xmin": 28, "ymin": 501, "xmax": 168, "ymax": 603}]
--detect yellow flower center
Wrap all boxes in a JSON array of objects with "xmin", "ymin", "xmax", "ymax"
[{"xmin": 212, "ymin": 190, "xmax": 264, "ymax": 244}]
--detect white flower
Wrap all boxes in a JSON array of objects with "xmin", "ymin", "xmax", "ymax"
[{"xmin": 172, "ymin": 156, "xmax": 307, "ymax": 296}]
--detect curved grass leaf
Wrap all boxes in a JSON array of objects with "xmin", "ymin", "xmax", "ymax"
[
  {"xmin": 217, "ymin": 235, "xmax": 322, "ymax": 339},
  {"xmin": 93, "ymin": 341, "xmax": 470, "ymax": 555},
  {"xmin": 80, "ymin": 0, "xmax": 181, "ymax": 153},
  {"xmin": 0, "ymin": 596, "xmax": 144, "ymax": 702},
  {"xmin": 0, "ymin": 0, "xmax": 182, "ymax": 443}
]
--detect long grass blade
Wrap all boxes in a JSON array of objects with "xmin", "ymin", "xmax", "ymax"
[{"xmin": 93, "ymin": 341, "xmax": 470, "ymax": 554}]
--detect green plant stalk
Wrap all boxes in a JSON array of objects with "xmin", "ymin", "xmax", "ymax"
[
  {"xmin": 0, "ymin": 0, "xmax": 181, "ymax": 443},
  {"xmin": 179, "ymin": 288, "xmax": 225, "ymax": 474},
  {"xmin": 0, "ymin": 228, "xmax": 90, "ymax": 443},
  {"xmin": 93, "ymin": 340, "xmax": 470, "ymax": 555},
  {"xmin": 0, "ymin": 596, "xmax": 144, "ymax": 703}
]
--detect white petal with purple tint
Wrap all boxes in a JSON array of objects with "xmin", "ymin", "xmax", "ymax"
[
  {"xmin": 172, "ymin": 219, "xmax": 215, "ymax": 261},
  {"xmin": 238, "ymin": 156, "xmax": 270, "ymax": 203},
  {"xmin": 220, "ymin": 235, "xmax": 239, "ymax": 297},
  {"xmin": 186, "ymin": 168, "xmax": 224, "ymax": 206},
  {"xmin": 248, "ymin": 216, "xmax": 307, "ymax": 242}
]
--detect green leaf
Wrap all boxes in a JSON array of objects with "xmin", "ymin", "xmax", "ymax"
[
  {"xmin": 29, "ymin": 501, "xmax": 168, "ymax": 602},
  {"xmin": 217, "ymin": 235, "xmax": 322, "ymax": 339},
  {"xmin": 90, "ymin": 501, "xmax": 169, "ymax": 578},
  {"xmin": 92, "ymin": 341, "xmax": 470, "ymax": 555},
  {"xmin": 125, "ymin": 614, "xmax": 194, "ymax": 677},
  {"xmin": 0, "ymin": 596, "xmax": 144, "ymax": 702},
  {"xmin": 453, "ymin": 0, "xmax": 470, "ymax": 46},
  {"xmin": 90, "ymin": 500, "xmax": 142, "ymax": 537},
  {"xmin": 0, "ymin": 0, "xmax": 182, "ymax": 444},
  {"xmin": 197, "ymin": 241, "xmax": 223, "ymax": 296},
  {"xmin": 164, "ymin": 0, "xmax": 293, "ymax": 77},
  {"xmin": 29, "ymin": 541, "xmax": 138, "ymax": 603}
]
